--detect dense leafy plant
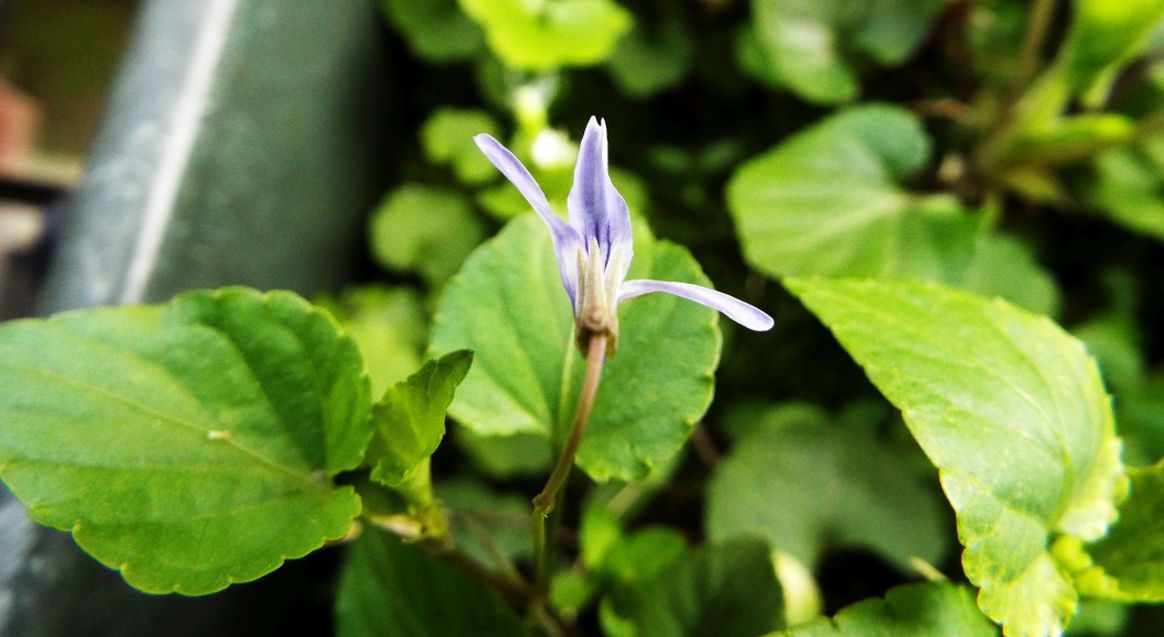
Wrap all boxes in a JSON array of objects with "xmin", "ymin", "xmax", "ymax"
[{"xmin": 5, "ymin": 1, "xmax": 1164, "ymax": 635}]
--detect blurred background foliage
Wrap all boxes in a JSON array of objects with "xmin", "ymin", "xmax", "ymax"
[{"xmin": 5, "ymin": 0, "xmax": 1164, "ymax": 635}]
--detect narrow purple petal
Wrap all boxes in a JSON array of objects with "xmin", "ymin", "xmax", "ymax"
[
  {"xmin": 619, "ymin": 279, "xmax": 775, "ymax": 331},
  {"xmin": 567, "ymin": 117, "xmax": 632, "ymax": 269},
  {"xmin": 474, "ymin": 133, "xmax": 582, "ymax": 305}
]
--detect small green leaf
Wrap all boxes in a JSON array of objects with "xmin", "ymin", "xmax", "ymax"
[
  {"xmin": 784, "ymin": 278, "xmax": 1126, "ymax": 637},
  {"xmin": 766, "ymin": 581, "xmax": 996, "ymax": 637},
  {"xmin": 727, "ymin": 105, "xmax": 980, "ymax": 283},
  {"xmin": 616, "ymin": 539, "xmax": 784, "ymax": 637},
  {"xmin": 379, "ymin": 0, "xmax": 484, "ymax": 61},
  {"xmin": 421, "ymin": 108, "xmax": 502, "ymax": 185},
  {"xmin": 706, "ymin": 403, "xmax": 949, "ymax": 571},
  {"xmin": 336, "ymin": 528, "xmax": 533, "ymax": 637},
  {"xmin": 369, "ymin": 184, "xmax": 486, "ymax": 285},
  {"xmin": 0, "ymin": 288, "xmax": 371, "ymax": 594},
  {"xmin": 458, "ymin": 0, "xmax": 633, "ymax": 70},
  {"xmin": 748, "ymin": 0, "xmax": 946, "ymax": 103},
  {"xmin": 366, "ymin": 350, "xmax": 473, "ymax": 490},
  {"xmin": 429, "ymin": 215, "xmax": 721, "ymax": 482},
  {"xmin": 1071, "ymin": 461, "xmax": 1164, "ymax": 601}
]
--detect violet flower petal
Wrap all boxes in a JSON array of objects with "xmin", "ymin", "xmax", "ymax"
[
  {"xmin": 567, "ymin": 117, "xmax": 632, "ymax": 278},
  {"xmin": 474, "ymin": 133, "xmax": 582, "ymax": 305},
  {"xmin": 619, "ymin": 279, "xmax": 775, "ymax": 331}
]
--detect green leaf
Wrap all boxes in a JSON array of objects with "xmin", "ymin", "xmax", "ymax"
[
  {"xmin": 748, "ymin": 0, "xmax": 946, "ymax": 103},
  {"xmin": 784, "ymin": 278, "xmax": 1126, "ymax": 637},
  {"xmin": 0, "ymin": 287, "xmax": 371, "ymax": 594},
  {"xmin": 366, "ymin": 351, "xmax": 473, "ymax": 491},
  {"xmin": 1085, "ymin": 141, "xmax": 1164, "ymax": 243},
  {"xmin": 706, "ymin": 403, "xmax": 949, "ymax": 571},
  {"xmin": 616, "ymin": 539, "xmax": 784, "ymax": 637},
  {"xmin": 438, "ymin": 479, "xmax": 532, "ymax": 567},
  {"xmin": 421, "ymin": 108, "xmax": 502, "ymax": 185},
  {"xmin": 454, "ymin": 427, "xmax": 553, "ymax": 478},
  {"xmin": 1069, "ymin": 461, "xmax": 1164, "ymax": 601},
  {"xmin": 958, "ymin": 233, "xmax": 1061, "ymax": 318},
  {"xmin": 429, "ymin": 214, "xmax": 721, "ymax": 482},
  {"xmin": 727, "ymin": 105, "xmax": 980, "ymax": 283},
  {"xmin": 458, "ymin": 0, "xmax": 633, "ymax": 70},
  {"xmin": 318, "ymin": 285, "xmax": 427, "ymax": 396},
  {"xmin": 1059, "ymin": 0, "xmax": 1164, "ymax": 95},
  {"xmin": 379, "ymin": 0, "xmax": 484, "ymax": 61},
  {"xmin": 335, "ymin": 528, "xmax": 533, "ymax": 637},
  {"xmin": 581, "ymin": 505, "xmax": 687, "ymax": 586},
  {"xmin": 606, "ymin": 17, "xmax": 692, "ymax": 98},
  {"xmin": 766, "ymin": 581, "xmax": 996, "ymax": 637},
  {"xmin": 369, "ymin": 184, "xmax": 486, "ymax": 285}
]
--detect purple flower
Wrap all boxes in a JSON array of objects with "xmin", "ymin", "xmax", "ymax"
[{"xmin": 474, "ymin": 117, "xmax": 774, "ymax": 354}]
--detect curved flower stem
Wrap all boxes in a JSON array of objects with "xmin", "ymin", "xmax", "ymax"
[{"xmin": 531, "ymin": 332, "xmax": 608, "ymax": 591}]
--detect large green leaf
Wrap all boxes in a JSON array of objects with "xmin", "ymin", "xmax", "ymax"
[
  {"xmin": 366, "ymin": 350, "xmax": 473, "ymax": 491},
  {"xmin": 784, "ymin": 278, "xmax": 1125, "ymax": 637},
  {"xmin": 335, "ymin": 528, "xmax": 533, "ymax": 637},
  {"xmin": 616, "ymin": 539, "xmax": 784, "ymax": 637},
  {"xmin": 706, "ymin": 403, "xmax": 949, "ymax": 571},
  {"xmin": 727, "ymin": 105, "xmax": 980, "ymax": 283},
  {"xmin": 748, "ymin": 0, "xmax": 945, "ymax": 103},
  {"xmin": 766, "ymin": 581, "xmax": 996, "ymax": 637},
  {"xmin": 1068, "ymin": 461, "xmax": 1164, "ymax": 601},
  {"xmin": 429, "ymin": 214, "xmax": 721, "ymax": 481},
  {"xmin": 458, "ymin": 0, "xmax": 632, "ymax": 70},
  {"xmin": 0, "ymin": 287, "xmax": 371, "ymax": 594},
  {"xmin": 379, "ymin": 0, "xmax": 484, "ymax": 61}
]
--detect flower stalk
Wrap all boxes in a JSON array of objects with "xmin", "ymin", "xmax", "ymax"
[{"xmin": 531, "ymin": 331, "xmax": 608, "ymax": 590}]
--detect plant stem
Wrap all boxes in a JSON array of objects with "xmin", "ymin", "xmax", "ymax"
[
  {"xmin": 531, "ymin": 332, "xmax": 608, "ymax": 591},
  {"xmin": 1013, "ymin": 0, "xmax": 1058, "ymax": 96}
]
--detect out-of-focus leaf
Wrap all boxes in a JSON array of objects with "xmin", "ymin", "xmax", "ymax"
[
  {"xmin": 958, "ymin": 233, "xmax": 1061, "ymax": 317},
  {"xmin": 1085, "ymin": 141, "xmax": 1164, "ymax": 243},
  {"xmin": 616, "ymin": 539, "xmax": 784, "ymax": 637},
  {"xmin": 438, "ymin": 479, "xmax": 532, "ymax": 567},
  {"xmin": 1059, "ymin": 0, "xmax": 1164, "ymax": 97},
  {"xmin": 728, "ymin": 105, "xmax": 980, "ymax": 282},
  {"xmin": 0, "ymin": 288, "xmax": 370, "ymax": 594},
  {"xmin": 747, "ymin": 0, "xmax": 946, "ymax": 103},
  {"xmin": 454, "ymin": 427, "xmax": 552, "ymax": 478},
  {"xmin": 764, "ymin": 581, "xmax": 996, "ymax": 637},
  {"xmin": 706, "ymin": 403, "xmax": 949, "ymax": 571},
  {"xmin": 379, "ymin": 0, "xmax": 484, "ymax": 61},
  {"xmin": 607, "ymin": 17, "xmax": 692, "ymax": 98},
  {"xmin": 429, "ymin": 215, "xmax": 721, "ymax": 482},
  {"xmin": 335, "ymin": 528, "xmax": 532, "ymax": 637},
  {"xmin": 1065, "ymin": 462, "xmax": 1164, "ymax": 602},
  {"xmin": 421, "ymin": 108, "xmax": 502, "ymax": 185},
  {"xmin": 458, "ymin": 0, "xmax": 632, "ymax": 70},
  {"xmin": 319, "ymin": 286, "xmax": 427, "ymax": 396},
  {"xmin": 369, "ymin": 184, "xmax": 486, "ymax": 285},
  {"xmin": 785, "ymin": 278, "xmax": 1126, "ymax": 637}
]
